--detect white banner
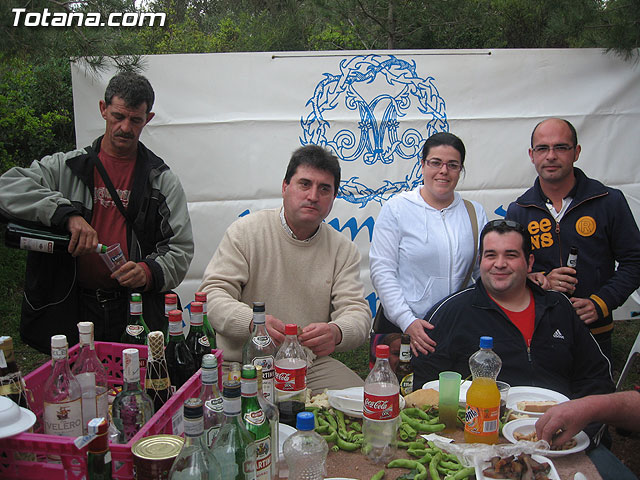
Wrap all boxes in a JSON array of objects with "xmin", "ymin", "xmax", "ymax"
[{"xmin": 71, "ymin": 49, "xmax": 640, "ymax": 319}]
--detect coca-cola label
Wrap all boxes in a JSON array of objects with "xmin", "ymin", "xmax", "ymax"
[
  {"xmin": 363, "ymin": 392, "xmax": 399, "ymax": 421},
  {"xmin": 274, "ymin": 365, "xmax": 306, "ymax": 392}
]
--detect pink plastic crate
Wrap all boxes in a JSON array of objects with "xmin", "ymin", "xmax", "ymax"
[{"xmin": 0, "ymin": 341, "xmax": 222, "ymax": 479}]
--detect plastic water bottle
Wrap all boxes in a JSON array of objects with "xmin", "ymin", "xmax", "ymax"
[
  {"xmin": 283, "ymin": 412, "xmax": 328, "ymax": 480},
  {"xmin": 465, "ymin": 336, "xmax": 502, "ymax": 444},
  {"xmin": 362, "ymin": 344, "xmax": 400, "ymax": 463}
]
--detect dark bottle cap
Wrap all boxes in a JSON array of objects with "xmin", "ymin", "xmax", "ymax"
[
  {"xmin": 252, "ymin": 302, "xmax": 265, "ymax": 312},
  {"xmin": 222, "ymin": 380, "xmax": 241, "ymax": 399},
  {"xmin": 183, "ymin": 398, "xmax": 204, "ymax": 419}
]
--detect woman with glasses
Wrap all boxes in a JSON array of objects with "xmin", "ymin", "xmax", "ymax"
[{"xmin": 369, "ymin": 132, "xmax": 487, "ymax": 357}]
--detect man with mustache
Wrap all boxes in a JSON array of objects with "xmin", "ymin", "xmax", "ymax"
[
  {"xmin": 199, "ymin": 145, "xmax": 371, "ymax": 393},
  {"xmin": 506, "ymin": 118, "xmax": 640, "ymax": 362},
  {"xmin": 0, "ymin": 71, "xmax": 193, "ymax": 352}
]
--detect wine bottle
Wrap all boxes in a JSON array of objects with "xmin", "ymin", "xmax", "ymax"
[
  {"xmin": 168, "ymin": 398, "xmax": 222, "ymax": 480},
  {"xmin": 43, "ymin": 335, "xmax": 84, "ymax": 438},
  {"xmin": 165, "ymin": 310, "xmax": 198, "ymax": 391},
  {"xmin": 120, "ymin": 293, "xmax": 149, "ymax": 345},
  {"xmin": 211, "ymin": 380, "xmax": 257, "ymax": 480},
  {"xmin": 242, "ymin": 302, "xmax": 276, "ymax": 402},
  {"xmin": 186, "ymin": 301, "xmax": 210, "ymax": 368},
  {"xmin": 111, "ymin": 348, "xmax": 154, "ymax": 443},
  {"xmin": 199, "ymin": 353, "xmax": 223, "ymax": 448},
  {"xmin": 145, "ymin": 331, "xmax": 172, "ymax": 412},
  {"xmin": 241, "ymin": 364, "xmax": 272, "ymax": 480},
  {"xmin": 87, "ymin": 417, "xmax": 112, "ymax": 480},
  {"xmin": 72, "ymin": 322, "xmax": 109, "ymax": 434},
  {"xmin": 194, "ymin": 291, "xmax": 216, "ymax": 349},
  {"xmin": 164, "ymin": 293, "xmax": 178, "ymax": 345},
  {"xmin": 4, "ymin": 222, "xmax": 106, "ymax": 254},
  {"xmin": 0, "ymin": 336, "xmax": 29, "ymax": 409}
]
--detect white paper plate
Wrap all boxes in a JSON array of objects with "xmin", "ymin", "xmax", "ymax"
[
  {"xmin": 506, "ymin": 387, "xmax": 570, "ymax": 417},
  {"xmin": 327, "ymin": 387, "xmax": 405, "ymax": 418},
  {"xmin": 502, "ymin": 418, "xmax": 589, "ymax": 456},
  {"xmin": 421, "ymin": 379, "xmax": 471, "ymax": 404},
  {"xmin": 475, "ymin": 453, "xmax": 560, "ymax": 480},
  {"xmin": 278, "ymin": 423, "xmax": 297, "ymax": 461}
]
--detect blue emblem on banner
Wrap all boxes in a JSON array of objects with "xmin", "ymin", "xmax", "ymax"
[{"xmin": 300, "ymin": 54, "xmax": 449, "ymax": 207}]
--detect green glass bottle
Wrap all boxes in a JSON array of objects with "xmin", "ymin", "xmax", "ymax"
[
  {"xmin": 195, "ymin": 292, "xmax": 216, "ymax": 349},
  {"xmin": 186, "ymin": 302, "xmax": 210, "ymax": 368},
  {"xmin": 120, "ymin": 293, "xmax": 149, "ymax": 345},
  {"xmin": 87, "ymin": 417, "xmax": 112, "ymax": 479},
  {"xmin": 212, "ymin": 380, "xmax": 256, "ymax": 480},
  {"xmin": 241, "ymin": 364, "xmax": 272, "ymax": 480},
  {"xmin": 166, "ymin": 310, "xmax": 197, "ymax": 390}
]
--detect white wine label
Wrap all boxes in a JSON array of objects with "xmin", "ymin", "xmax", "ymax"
[
  {"xmin": 20, "ymin": 237, "xmax": 54, "ymax": 253},
  {"xmin": 184, "ymin": 417, "xmax": 204, "ymax": 437},
  {"xmin": 44, "ymin": 398, "xmax": 83, "ymax": 436}
]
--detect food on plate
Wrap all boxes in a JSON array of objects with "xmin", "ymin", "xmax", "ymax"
[
  {"xmin": 482, "ymin": 453, "xmax": 551, "ymax": 479},
  {"xmin": 506, "ymin": 410, "xmax": 531, "ymax": 422},
  {"xmin": 403, "ymin": 388, "xmax": 439, "ymax": 408},
  {"xmin": 516, "ymin": 400, "xmax": 557, "ymax": 413},
  {"xmin": 307, "ymin": 390, "xmax": 330, "ymax": 408},
  {"xmin": 513, "ymin": 430, "xmax": 578, "ymax": 451}
]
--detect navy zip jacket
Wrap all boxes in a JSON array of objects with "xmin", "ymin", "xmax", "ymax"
[
  {"xmin": 505, "ymin": 168, "xmax": 640, "ymax": 336},
  {"xmin": 412, "ymin": 279, "xmax": 614, "ymax": 401}
]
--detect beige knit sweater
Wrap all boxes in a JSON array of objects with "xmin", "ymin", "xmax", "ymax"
[{"xmin": 199, "ymin": 208, "xmax": 371, "ymax": 362}]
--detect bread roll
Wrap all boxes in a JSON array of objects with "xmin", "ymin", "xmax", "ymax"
[
  {"xmin": 403, "ymin": 388, "xmax": 439, "ymax": 408},
  {"xmin": 516, "ymin": 400, "xmax": 557, "ymax": 412}
]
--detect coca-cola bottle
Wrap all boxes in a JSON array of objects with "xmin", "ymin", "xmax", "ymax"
[
  {"xmin": 362, "ymin": 344, "xmax": 400, "ymax": 463},
  {"xmin": 274, "ymin": 324, "xmax": 307, "ymax": 428}
]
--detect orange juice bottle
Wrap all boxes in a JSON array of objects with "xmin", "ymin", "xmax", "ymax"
[{"xmin": 464, "ymin": 336, "xmax": 502, "ymax": 444}]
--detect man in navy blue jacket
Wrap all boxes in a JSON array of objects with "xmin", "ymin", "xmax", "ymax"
[{"xmin": 506, "ymin": 118, "xmax": 640, "ymax": 361}]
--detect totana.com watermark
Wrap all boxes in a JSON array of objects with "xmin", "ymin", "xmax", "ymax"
[{"xmin": 12, "ymin": 8, "xmax": 166, "ymax": 27}]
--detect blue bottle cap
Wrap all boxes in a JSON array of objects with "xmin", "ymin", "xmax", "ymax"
[
  {"xmin": 479, "ymin": 336, "xmax": 493, "ymax": 349},
  {"xmin": 295, "ymin": 411, "xmax": 315, "ymax": 431}
]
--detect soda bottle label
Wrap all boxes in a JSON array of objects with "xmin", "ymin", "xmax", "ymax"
[
  {"xmin": 363, "ymin": 392, "xmax": 399, "ymax": 420},
  {"xmin": 464, "ymin": 404, "xmax": 499, "ymax": 436},
  {"xmin": 274, "ymin": 365, "xmax": 306, "ymax": 391}
]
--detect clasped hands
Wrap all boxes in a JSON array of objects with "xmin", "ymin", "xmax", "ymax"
[{"xmin": 265, "ymin": 315, "xmax": 342, "ymax": 357}]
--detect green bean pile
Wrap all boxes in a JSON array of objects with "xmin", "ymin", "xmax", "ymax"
[{"xmin": 305, "ymin": 403, "xmax": 474, "ymax": 480}]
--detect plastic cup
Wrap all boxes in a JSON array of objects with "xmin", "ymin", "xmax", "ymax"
[
  {"xmin": 99, "ymin": 243, "xmax": 127, "ymax": 275},
  {"xmin": 496, "ymin": 380, "xmax": 510, "ymax": 419},
  {"xmin": 439, "ymin": 371, "xmax": 462, "ymax": 432}
]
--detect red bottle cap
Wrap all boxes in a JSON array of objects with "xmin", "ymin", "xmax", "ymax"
[
  {"xmin": 168, "ymin": 309, "xmax": 182, "ymax": 322},
  {"xmin": 195, "ymin": 292, "xmax": 207, "ymax": 302},
  {"xmin": 376, "ymin": 344, "xmax": 390, "ymax": 359},
  {"xmin": 285, "ymin": 324, "xmax": 298, "ymax": 336},
  {"xmin": 165, "ymin": 293, "xmax": 178, "ymax": 304},
  {"xmin": 191, "ymin": 302, "xmax": 203, "ymax": 313}
]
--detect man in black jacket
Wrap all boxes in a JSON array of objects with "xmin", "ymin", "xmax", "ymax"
[
  {"xmin": 506, "ymin": 118, "xmax": 640, "ymax": 361},
  {"xmin": 412, "ymin": 219, "xmax": 613, "ymax": 404}
]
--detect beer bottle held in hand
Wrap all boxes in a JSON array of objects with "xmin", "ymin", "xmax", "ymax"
[
  {"xmin": 72, "ymin": 322, "xmax": 109, "ymax": 433},
  {"xmin": 145, "ymin": 331, "xmax": 172, "ymax": 412},
  {"xmin": 121, "ymin": 293, "xmax": 149, "ymax": 345},
  {"xmin": 397, "ymin": 334, "xmax": 414, "ymax": 396},
  {"xmin": 186, "ymin": 302, "xmax": 210, "ymax": 368},
  {"xmin": 166, "ymin": 310, "xmax": 198, "ymax": 391},
  {"xmin": 242, "ymin": 302, "xmax": 276, "ymax": 402},
  {"xmin": 567, "ymin": 246, "xmax": 578, "ymax": 269},
  {"xmin": 465, "ymin": 336, "xmax": 502, "ymax": 444},
  {"xmin": 362, "ymin": 344, "xmax": 400, "ymax": 463},
  {"xmin": 274, "ymin": 324, "xmax": 307, "ymax": 428}
]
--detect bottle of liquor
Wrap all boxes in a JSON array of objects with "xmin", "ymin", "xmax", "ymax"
[
  {"xmin": 145, "ymin": 331, "xmax": 172, "ymax": 412},
  {"xmin": 168, "ymin": 398, "xmax": 222, "ymax": 480},
  {"xmin": 396, "ymin": 334, "xmax": 414, "ymax": 396},
  {"xmin": 186, "ymin": 301, "xmax": 210, "ymax": 368},
  {"xmin": 72, "ymin": 322, "xmax": 109, "ymax": 433},
  {"xmin": 241, "ymin": 364, "xmax": 272, "ymax": 480},
  {"xmin": 242, "ymin": 302, "xmax": 276, "ymax": 403},
  {"xmin": 4, "ymin": 222, "xmax": 107, "ymax": 254},
  {"xmin": 255, "ymin": 365, "xmax": 278, "ymax": 480},
  {"xmin": 199, "ymin": 353, "xmax": 223, "ymax": 448},
  {"xmin": 120, "ymin": 293, "xmax": 150, "ymax": 345},
  {"xmin": 274, "ymin": 324, "xmax": 307, "ymax": 428},
  {"xmin": 195, "ymin": 291, "xmax": 216, "ymax": 349},
  {"xmin": 43, "ymin": 335, "xmax": 84, "ymax": 438},
  {"xmin": 211, "ymin": 380, "xmax": 257, "ymax": 480},
  {"xmin": 111, "ymin": 348, "xmax": 154, "ymax": 443},
  {"xmin": 164, "ymin": 293, "xmax": 178, "ymax": 345},
  {"xmin": 87, "ymin": 417, "xmax": 112, "ymax": 480},
  {"xmin": 165, "ymin": 310, "xmax": 198, "ymax": 391},
  {"xmin": 0, "ymin": 336, "xmax": 29, "ymax": 409},
  {"xmin": 228, "ymin": 362, "xmax": 242, "ymax": 382}
]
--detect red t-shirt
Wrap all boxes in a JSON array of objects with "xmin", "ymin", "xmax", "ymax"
[
  {"xmin": 494, "ymin": 291, "xmax": 536, "ymax": 348},
  {"xmin": 77, "ymin": 150, "xmax": 135, "ymax": 289}
]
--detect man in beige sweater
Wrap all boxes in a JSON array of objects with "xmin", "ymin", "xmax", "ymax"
[{"xmin": 199, "ymin": 145, "xmax": 371, "ymax": 393}]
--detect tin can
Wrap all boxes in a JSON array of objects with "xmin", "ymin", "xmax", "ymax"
[{"xmin": 132, "ymin": 434, "xmax": 184, "ymax": 479}]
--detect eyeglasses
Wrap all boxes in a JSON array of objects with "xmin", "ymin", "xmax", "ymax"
[
  {"xmin": 531, "ymin": 144, "xmax": 575, "ymax": 156},
  {"xmin": 424, "ymin": 159, "xmax": 462, "ymax": 171},
  {"xmin": 481, "ymin": 219, "xmax": 526, "ymax": 234}
]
